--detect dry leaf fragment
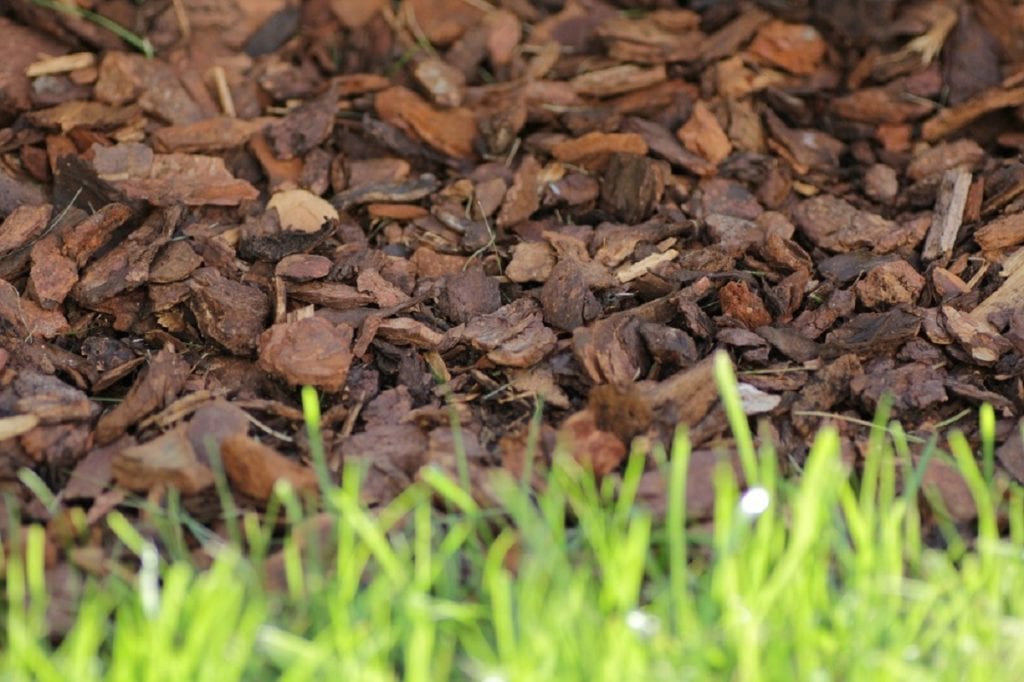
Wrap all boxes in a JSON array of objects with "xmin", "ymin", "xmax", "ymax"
[{"xmin": 267, "ymin": 189, "xmax": 339, "ymax": 233}]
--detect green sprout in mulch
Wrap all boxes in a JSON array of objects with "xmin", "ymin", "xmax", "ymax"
[{"xmin": 4, "ymin": 352, "xmax": 1024, "ymax": 680}]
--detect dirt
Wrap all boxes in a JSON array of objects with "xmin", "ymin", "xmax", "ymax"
[{"xmin": 3, "ymin": 0, "xmax": 1024, "ymax": 586}]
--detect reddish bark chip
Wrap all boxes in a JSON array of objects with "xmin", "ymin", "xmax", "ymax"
[
  {"xmin": 556, "ymin": 409, "xmax": 627, "ymax": 477},
  {"xmin": 855, "ymin": 259, "xmax": 926, "ymax": 309},
  {"xmin": 497, "ymin": 155, "xmax": 541, "ymax": 228},
  {"xmin": 274, "ymin": 254, "xmax": 332, "ymax": 281},
  {"xmin": 748, "ymin": 20, "xmax": 826, "ymax": 75},
  {"xmin": 28, "ymin": 235, "xmax": 77, "ymax": 309},
  {"xmin": 93, "ymin": 144, "xmax": 259, "ymax": 206},
  {"xmin": 550, "ymin": 132, "xmax": 648, "ymax": 171},
  {"xmin": 677, "ymin": 101, "xmax": 732, "ymax": 165},
  {"xmin": 258, "ymin": 317, "xmax": 354, "ymax": 391},
  {"xmin": 375, "ymin": 86, "xmax": 477, "ymax": 159},
  {"xmin": 720, "ymin": 281, "xmax": 772, "ymax": 329},
  {"xmin": 221, "ymin": 434, "xmax": 319, "ymax": 501}
]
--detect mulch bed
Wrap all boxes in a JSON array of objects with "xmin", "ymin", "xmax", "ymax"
[{"xmin": 3, "ymin": 0, "xmax": 1024, "ymax": 568}]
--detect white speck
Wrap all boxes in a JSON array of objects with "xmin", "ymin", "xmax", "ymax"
[
  {"xmin": 481, "ymin": 674, "xmax": 506, "ymax": 682},
  {"xmin": 139, "ymin": 542, "xmax": 160, "ymax": 619},
  {"xmin": 739, "ymin": 486, "xmax": 770, "ymax": 517},
  {"xmin": 625, "ymin": 609, "xmax": 660, "ymax": 637}
]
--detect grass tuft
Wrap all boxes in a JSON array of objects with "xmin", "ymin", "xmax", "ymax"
[{"xmin": 3, "ymin": 356, "xmax": 1024, "ymax": 679}]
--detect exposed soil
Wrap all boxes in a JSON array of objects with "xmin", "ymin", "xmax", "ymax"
[{"xmin": 3, "ymin": 0, "xmax": 1024, "ymax": 580}]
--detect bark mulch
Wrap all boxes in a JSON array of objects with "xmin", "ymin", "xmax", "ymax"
[{"xmin": 3, "ymin": 0, "xmax": 1024, "ymax": 591}]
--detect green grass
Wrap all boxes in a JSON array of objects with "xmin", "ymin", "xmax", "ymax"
[{"xmin": 4, "ymin": 351, "xmax": 1024, "ymax": 680}]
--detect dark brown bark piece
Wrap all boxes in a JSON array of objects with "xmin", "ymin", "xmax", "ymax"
[
  {"xmin": 330, "ymin": 174, "xmax": 440, "ymax": 211},
  {"xmin": 73, "ymin": 206, "xmax": 178, "ymax": 308},
  {"xmin": 826, "ymin": 309, "xmax": 922, "ymax": 354},
  {"xmin": 342, "ymin": 423, "xmax": 427, "ymax": 477},
  {"xmin": 638, "ymin": 321, "xmax": 699, "ymax": 367},
  {"xmin": 63, "ymin": 436, "xmax": 129, "ymax": 500},
  {"xmin": 792, "ymin": 353, "xmax": 862, "ymax": 436},
  {"xmin": 26, "ymin": 100, "xmax": 143, "ymax": 132},
  {"xmin": 258, "ymin": 316, "xmax": 354, "ymax": 391},
  {"xmin": 0, "ymin": 166, "xmax": 47, "ymax": 221},
  {"xmin": 149, "ymin": 241, "xmax": 203, "ymax": 284},
  {"xmin": 832, "ymin": 87, "xmax": 935, "ymax": 124},
  {"xmin": 906, "ymin": 139, "xmax": 985, "ymax": 182},
  {"xmin": 764, "ymin": 109, "xmax": 845, "ymax": 171},
  {"xmin": 462, "ymin": 298, "xmax": 557, "ymax": 368},
  {"xmin": 0, "ymin": 17, "xmax": 67, "ymax": 121},
  {"xmin": 437, "ymin": 268, "xmax": 501, "ymax": 324},
  {"xmin": 0, "ymin": 204, "xmax": 52, "ymax": 280},
  {"xmin": 356, "ymin": 268, "xmax": 410, "ymax": 308},
  {"xmin": 269, "ymin": 85, "xmax": 338, "ymax": 160},
  {"xmin": 851, "ymin": 361, "xmax": 948, "ymax": 413},
  {"xmin": 922, "ymin": 86, "xmax": 1024, "ymax": 141},
  {"xmin": 238, "ymin": 219, "xmax": 334, "ymax": 263},
  {"xmin": 540, "ymin": 260, "xmax": 600, "ymax": 332},
  {"xmin": 601, "ymin": 153, "xmax": 667, "ymax": 224},
  {"xmin": 95, "ymin": 347, "xmax": 191, "ymax": 445},
  {"xmin": 975, "ymin": 212, "xmax": 1024, "ymax": 253},
  {"xmin": 188, "ymin": 267, "xmax": 270, "ymax": 355},
  {"xmin": 755, "ymin": 325, "xmax": 821, "ymax": 362},
  {"xmin": 621, "ymin": 116, "xmax": 716, "ymax": 176}
]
